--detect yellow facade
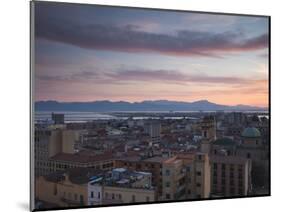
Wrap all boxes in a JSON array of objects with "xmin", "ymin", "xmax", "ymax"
[
  {"xmin": 103, "ymin": 186, "xmax": 155, "ymax": 204},
  {"xmin": 36, "ymin": 175, "xmax": 88, "ymax": 207}
]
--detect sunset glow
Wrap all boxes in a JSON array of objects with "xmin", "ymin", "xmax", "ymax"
[{"xmin": 35, "ymin": 2, "xmax": 269, "ymax": 107}]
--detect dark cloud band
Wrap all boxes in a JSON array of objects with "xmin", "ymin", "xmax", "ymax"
[{"xmin": 35, "ymin": 15, "xmax": 268, "ymax": 57}]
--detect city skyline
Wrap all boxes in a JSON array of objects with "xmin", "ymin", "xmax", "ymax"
[{"xmin": 35, "ymin": 2, "xmax": 269, "ymax": 107}]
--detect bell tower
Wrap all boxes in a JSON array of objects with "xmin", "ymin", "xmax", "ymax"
[{"xmin": 200, "ymin": 116, "xmax": 216, "ymax": 154}]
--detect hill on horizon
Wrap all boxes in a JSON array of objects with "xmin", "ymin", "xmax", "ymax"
[{"xmin": 34, "ymin": 99, "xmax": 267, "ymax": 112}]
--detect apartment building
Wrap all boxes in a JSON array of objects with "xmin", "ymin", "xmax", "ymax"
[
  {"xmin": 210, "ymin": 155, "xmax": 252, "ymax": 197},
  {"xmin": 35, "ymin": 168, "xmax": 155, "ymax": 209}
]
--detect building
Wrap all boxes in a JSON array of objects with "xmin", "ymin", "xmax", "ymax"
[
  {"xmin": 115, "ymin": 156, "xmax": 165, "ymax": 200},
  {"xmin": 162, "ymin": 157, "xmax": 186, "ymax": 200},
  {"xmin": 144, "ymin": 121, "xmax": 161, "ymax": 143},
  {"xmin": 236, "ymin": 127, "xmax": 269, "ymax": 191},
  {"xmin": 51, "ymin": 113, "xmax": 65, "ymax": 125},
  {"xmin": 177, "ymin": 153, "xmax": 211, "ymax": 199},
  {"xmin": 208, "ymin": 127, "xmax": 268, "ymax": 196},
  {"xmin": 103, "ymin": 185, "xmax": 155, "ymax": 204},
  {"xmin": 35, "ymin": 168, "xmax": 99, "ymax": 209},
  {"xmin": 48, "ymin": 152, "xmax": 115, "ymax": 173},
  {"xmin": 102, "ymin": 168, "xmax": 155, "ymax": 204},
  {"xmin": 115, "ymin": 152, "xmax": 211, "ymax": 201},
  {"xmin": 34, "ymin": 127, "xmax": 82, "ymax": 176},
  {"xmin": 210, "ymin": 155, "xmax": 252, "ymax": 197},
  {"xmin": 35, "ymin": 168, "xmax": 155, "ymax": 209},
  {"xmin": 200, "ymin": 116, "xmax": 216, "ymax": 154},
  {"xmin": 226, "ymin": 112, "xmax": 246, "ymax": 125},
  {"xmin": 212, "ymin": 138, "xmax": 237, "ymax": 156}
]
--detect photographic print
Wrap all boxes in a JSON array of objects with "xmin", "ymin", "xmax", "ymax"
[{"xmin": 31, "ymin": 1, "xmax": 270, "ymax": 211}]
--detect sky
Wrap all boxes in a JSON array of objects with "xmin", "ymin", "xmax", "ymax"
[{"xmin": 34, "ymin": 2, "xmax": 269, "ymax": 107}]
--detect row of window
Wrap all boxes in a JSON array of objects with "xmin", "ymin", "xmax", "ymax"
[
  {"xmin": 62, "ymin": 191, "xmax": 84, "ymax": 203},
  {"xmin": 104, "ymin": 192, "xmax": 151, "ymax": 202},
  {"xmin": 213, "ymin": 163, "xmax": 244, "ymax": 171},
  {"xmin": 212, "ymin": 186, "xmax": 244, "ymax": 195},
  {"xmin": 122, "ymin": 162, "xmax": 162, "ymax": 169},
  {"xmin": 213, "ymin": 178, "xmax": 244, "ymax": 187}
]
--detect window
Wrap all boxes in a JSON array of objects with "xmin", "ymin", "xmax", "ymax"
[
  {"xmin": 203, "ymin": 131, "xmax": 207, "ymax": 138},
  {"xmin": 119, "ymin": 194, "xmax": 122, "ymax": 200},
  {"xmin": 166, "ymin": 182, "xmax": 170, "ymax": 187},
  {"xmin": 222, "ymin": 186, "xmax": 226, "ymax": 194},
  {"xmin": 80, "ymin": 195, "xmax": 84, "ymax": 204},
  {"xmin": 196, "ymin": 171, "xmax": 201, "ymax": 176},
  {"xmin": 91, "ymin": 192, "xmax": 94, "ymax": 198},
  {"xmin": 213, "ymin": 163, "xmax": 217, "ymax": 169},
  {"xmin": 213, "ymin": 171, "xmax": 217, "ymax": 177},
  {"xmin": 238, "ymin": 172, "xmax": 243, "ymax": 179},
  {"xmin": 165, "ymin": 169, "xmax": 170, "ymax": 176},
  {"xmin": 239, "ymin": 180, "xmax": 243, "ymax": 187},
  {"xmin": 74, "ymin": 194, "xmax": 78, "ymax": 200},
  {"xmin": 146, "ymin": 196, "xmax": 150, "ymax": 202},
  {"xmin": 247, "ymin": 153, "xmax": 251, "ymax": 158},
  {"xmin": 53, "ymin": 185, "xmax": 57, "ymax": 195},
  {"xmin": 239, "ymin": 188, "xmax": 244, "ymax": 195},
  {"xmin": 112, "ymin": 193, "xmax": 115, "ymax": 200},
  {"xmin": 166, "ymin": 194, "xmax": 171, "ymax": 199},
  {"xmin": 132, "ymin": 195, "xmax": 136, "ymax": 202},
  {"xmin": 238, "ymin": 165, "xmax": 243, "ymax": 171},
  {"xmin": 213, "ymin": 178, "xmax": 217, "ymax": 184},
  {"xmin": 222, "ymin": 164, "xmax": 226, "ymax": 170},
  {"xmin": 98, "ymin": 192, "xmax": 100, "ymax": 199},
  {"xmin": 196, "ymin": 183, "xmax": 201, "ymax": 187}
]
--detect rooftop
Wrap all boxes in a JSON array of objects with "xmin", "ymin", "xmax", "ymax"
[
  {"xmin": 42, "ymin": 168, "xmax": 104, "ymax": 184},
  {"xmin": 242, "ymin": 127, "xmax": 261, "ymax": 138},
  {"xmin": 117, "ymin": 155, "xmax": 169, "ymax": 163},
  {"xmin": 210, "ymin": 155, "xmax": 250, "ymax": 165},
  {"xmin": 213, "ymin": 138, "xmax": 236, "ymax": 146},
  {"xmin": 142, "ymin": 156, "xmax": 168, "ymax": 163},
  {"xmin": 50, "ymin": 152, "xmax": 114, "ymax": 163}
]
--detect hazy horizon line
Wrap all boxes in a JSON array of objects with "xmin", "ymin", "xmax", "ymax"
[{"xmin": 35, "ymin": 99, "xmax": 268, "ymax": 108}]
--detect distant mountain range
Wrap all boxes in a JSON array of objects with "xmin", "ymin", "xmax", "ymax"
[{"xmin": 35, "ymin": 100, "xmax": 267, "ymax": 112}]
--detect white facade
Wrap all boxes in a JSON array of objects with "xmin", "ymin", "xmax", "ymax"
[{"xmin": 88, "ymin": 181, "xmax": 103, "ymax": 206}]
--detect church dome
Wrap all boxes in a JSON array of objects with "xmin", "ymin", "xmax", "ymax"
[{"xmin": 242, "ymin": 127, "xmax": 261, "ymax": 138}]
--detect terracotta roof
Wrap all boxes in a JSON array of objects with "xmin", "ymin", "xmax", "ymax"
[
  {"xmin": 142, "ymin": 156, "xmax": 168, "ymax": 163},
  {"xmin": 50, "ymin": 152, "xmax": 114, "ymax": 163}
]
